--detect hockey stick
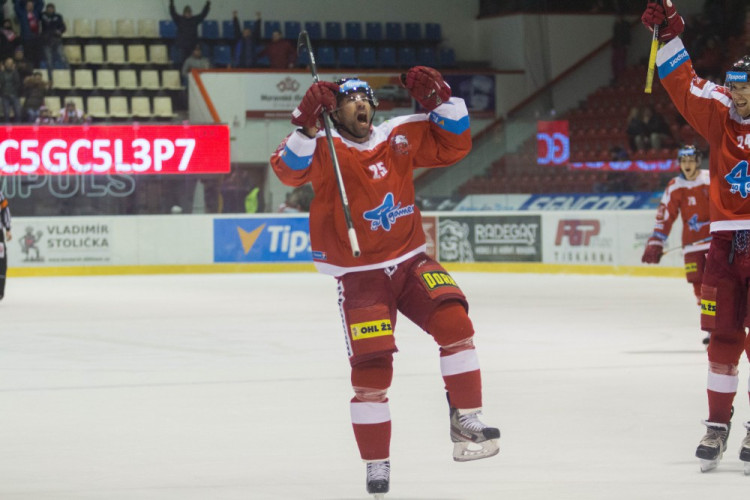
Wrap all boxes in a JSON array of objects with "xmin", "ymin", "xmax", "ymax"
[
  {"xmin": 644, "ymin": 1, "xmax": 661, "ymax": 94},
  {"xmin": 661, "ymin": 236, "xmax": 712, "ymax": 255},
  {"xmin": 297, "ymin": 31, "xmax": 361, "ymax": 258}
]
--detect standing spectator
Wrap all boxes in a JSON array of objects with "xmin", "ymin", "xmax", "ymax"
[
  {"xmin": 611, "ymin": 14, "xmax": 631, "ymax": 82},
  {"xmin": 180, "ymin": 44, "xmax": 209, "ymax": 80},
  {"xmin": 642, "ymin": 105, "xmax": 672, "ymax": 150},
  {"xmin": 232, "ymin": 10, "xmax": 260, "ymax": 68},
  {"xmin": 626, "ymin": 106, "xmax": 648, "ymax": 151},
  {"xmin": 0, "ymin": 57, "xmax": 21, "ymax": 122},
  {"xmin": 13, "ymin": 0, "xmax": 42, "ymax": 66},
  {"xmin": 0, "ymin": 18, "xmax": 19, "ymax": 61},
  {"xmin": 270, "ymin": 70, "xmax": 499, "ymax": 497},
  {"xmin": 258, "ymin": 29, "xmax": 296, "ymax": 69},
  {"xmin": 13, "ymin": 46, "xmax": 32, "ymax": 83},
  {"xmin": 39, "ymin": 2, "xmax": 66, "ymax": 74},
  {"xmin": 169, "ymin": 0, "xmax": 210, "ymax": 69},
  {"xmin": 0, "ymin": 189, "xmax": 11, "ymax": 301},
  {"xmin": 21, "ymin": 70, "xmax": 46, "ymax": 122},
  {"xmin": 57, "ymin": 99, "xmax": 84, "ymax": 124}
]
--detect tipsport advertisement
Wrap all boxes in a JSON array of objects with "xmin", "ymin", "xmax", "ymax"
[{"xmin": 213, "ymin": 217, "xmax": 312, "ymax": 263}]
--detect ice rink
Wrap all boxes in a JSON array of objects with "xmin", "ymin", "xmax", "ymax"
[{"xmin": 2, "ymin": 271, "xmax": 750, "ymax": 500}]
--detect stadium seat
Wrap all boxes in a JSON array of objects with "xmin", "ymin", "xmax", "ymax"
[
  {"xmin": 116, "ymin": 19, "xmax": 136, "ymax": 38},
  {"xmin": 95, "ymin": 69, "xmax": 116, "ymax": 90},
  {"xmin": 316, "ymin": 45, "xmax": 335, "ymax": 67},
  {"xmin": 405, "ymin": 22, "xmax": 421, "ymax": 40},
  {"xmin": 304, "ymin": 21, "xmax": 322, "ymax": 40},
  {"xmin": 138, "ymin": 19, "xmax": 158, "ymax": 38},
  {"xmin": 345, "ymin": 21, "xmax": 362, "ymax": 40},
  {"xmin": 416, "ymin": 47, "xmax": 437, "ymax": 67},
  {"xmin": 159, "ymin": 20, "xmax": 176, "ymax": 39},
  {"xmin": 105, "ymin": 44, "xmax": 126, "ymax": 64},
  {"xmin": 263, "ymin": 20, "xmax": 281, "ymax": 37},
  {"xmin": 378, "ymin": 46, "xmax": 396, "ymax": 67},
  {"xmin": 358, "ymin": 46, "xmax": 377, "ymax": 68},
  {"xmin": 201, "ymin": 20, "xmax": 219, "ymax": 39},
  {"xmin": 161, "ymin": 69, "xmax": 183, "ymax": 90},
  {"xmin": 95, "ymin": 19, "xmax": 114, "ymax": 38},
  {"xmin": 63, "ymin": 44, "xmax": 82, "ymax": 64},
  {"xmin": 139, "ymin": 70, "xmax": 160, "ymax": 90},
  {"xmin": 149, "ymin": 45, "xmax": 169, "ymax": 64},
  {"xmin": 212, "ymin": 45, "xmax": 232, "ymax": 66},
  {"xmin": 153, "ymin": 96, "xmax": 176, "ymax": 119},
  {"xmin": 44, "ymin": 96, "xmax": 61, "ymax": 115},
  {"xmin": 117, "ymin": 69, "xmax": 138, "ymax": 90},
  {"xmin": 385, "ymin": 22, "xmax": 402, "ymax": 41},
  {"xmin": 127, "ymin": 45, "xmax": 148, "ymax": 64},
  {"xmin": 108, "ymin": 96, "xmax": 130, "ymax": 118},
  {"xmin": 325, "ymin": 21, "xmax": 342, "ymax": 40},
  {"xmin": 439, "ymin": 47, "xmax": 455, "ymax": 67},
  {"xmin": 73, "ymin": 19, "xmax": 93, "ymax": 37},
  {"xmin": 338, "ymin": 46, "xmax": 356, "ymax": 68},
  {"xmin": 397, "ymin": 46, "xmax": 416, "ymax": 67},
  {"xmin": 83, "ymin": 44, "xmax": 104, "ymax": 64},
  {"xmin": 425, "ymin": 23, "xmax": 441, "ymax": 41},
  {"xmin": 284, "ymin": 21, "xmax": 301, "ymax": 40},
  {"xmin": 51, "ymin": 69, "xmax": 72, "ymax": 90},
  {"xmin": 73, "ymin": 69, "xmax": 94, "ymax": 90},
  {"xmin": 131, "ymin": 96, "xmax": 153, "ymax": 119},
  {"xmin": 86, "ymin": 96, "xmax": 108, "ymax": 119},
  {"xmin": 365, "ymin": 22, "xmax": 382, "ymax": 40},
  {"xmin": 221, "ymin": 20, "xmax": 234, "ymax": 39}
]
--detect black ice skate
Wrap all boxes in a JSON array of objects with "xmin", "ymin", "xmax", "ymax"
[
  {"xmin": 449, "ymin": 406, "xmax": 500, "ymax": 462},
  {"xmin": 365, "ymin": 459, "xmax": 389, "ymax": 499},
  {"xmin": 740, "ymin": 422, "xmax": 750, "ymax": 475},
  {"xmin": 696, "ymin": 420, "xmax": 730, "ymax": 472}
]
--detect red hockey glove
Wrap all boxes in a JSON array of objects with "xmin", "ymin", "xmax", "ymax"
[
  {"xmin": 400, "ymin": 66, "xmax": 451, "ymax": 111},
  {"xmin": 641, "ymin": 241, "xmax": 664, "ymax": 264},
  {"xmin": 291, "ymin": 81, "xmax": 338, "ymax": 129},
  {"xmin": 641, "ymin": 0, "xmax": 684, "ymax": 42}
]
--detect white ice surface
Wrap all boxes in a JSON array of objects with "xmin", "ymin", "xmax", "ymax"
[{"xmin": 0, "ymin": 272, "xmax": 748, "ymax": 499}]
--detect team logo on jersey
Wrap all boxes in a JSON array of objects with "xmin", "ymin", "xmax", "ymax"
[
  {"xmin": 421, "ymin": 271, "xmax": 458, "ymax": 290},
  {"xmin": 725, "ymin": 160, "xmax": 750, "ymax": 198},
  {"xmin": 363, "ymin": 192, "xmax": 414, "ymax": 231},
  {"xmin": 350, "ymin": 319, "xmax": 393, "ymax": 340},
  {"xmin": 701, "ymin": 299, "xmax": 716, "ymax": 316},
  {"xmin": 687, "ymin": 214, "xmax": 710, "ymax": 232},
  {"xmin": 390, "ymin": 134, "xmax": 411, "ymax": 155}
]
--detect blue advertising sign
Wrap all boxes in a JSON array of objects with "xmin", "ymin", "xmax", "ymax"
[
  {"xmin": 213, "ymin": 217, "xmax": 312, "ymax": 262},
  {"xmin": 518, "ymin": 192, "xmax": 658, "ymax": 211}
]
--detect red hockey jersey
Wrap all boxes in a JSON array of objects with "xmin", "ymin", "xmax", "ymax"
[
  {"xmin": 649, "ymin": 169, "xmax": 711, "ymax": 254},
  {"xmin": 657, "ymin": 38, "xmax": 750, "ymax": 231},
  {"xmin": 270, "ymin": 98, "xmax": 471, "ymax": 276}
]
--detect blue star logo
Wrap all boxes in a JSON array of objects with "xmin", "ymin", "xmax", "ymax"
[
  {"xmin": 363, "ymin": 192, "xmax": 414, "ymax": 231},
  {"xmin": 687, "ymin": 214, "xmax": 710, "ymax": 232}
]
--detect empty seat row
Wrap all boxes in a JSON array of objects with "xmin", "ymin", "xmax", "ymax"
[
  {"xmin": 64, "ymin": 44, "xmax": 171, "ymax": 65},
  {"xmin": 302, "ymin": 46, "xmax": 455, "ymax": 69},
  {"xmin": 49, "ymin": 68, "xmax": 183, "ymax": 91},
  {"xmin": 42, "ymin": 95, "xmax": 176, "ymax": 120},
  {"xmin": 65, "ymin": 19, "xmax": 159, "ymax": 38}
]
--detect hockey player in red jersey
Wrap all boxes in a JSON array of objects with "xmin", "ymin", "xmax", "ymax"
[
  {"xmin": 641, "ymin": 146, "xmax": 711, "ymax": 344},
  {"xmin": 643, "ymin": 0, "xmax": 750, "ymax": 473},
  {"xmin": 270, "ymin": 67, "xmax": 499, "ymax": 497}
]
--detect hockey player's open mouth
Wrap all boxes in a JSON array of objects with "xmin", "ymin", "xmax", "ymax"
[{"xmin": 356, "ymin": 112, "xmax": 368, "ymax": 124}]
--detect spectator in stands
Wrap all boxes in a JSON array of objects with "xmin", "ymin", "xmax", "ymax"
[
  {"xmin": 13, "ymin": 46, "xmax": 32, "ymax": 83},
  {"xmin": 0, "ymin": 56, "xmax": 21, "ymax": 122},
  {"xmin": 34, "ymin": 104, "xmax": 53, "ymax": 124},
  {"xmin": 233, "ymin": 10, "xmax": 261, "ymax": 68},
  {"xmin": 258, "ymin": 29, "xmax": 296, "ymax": 69},
  {"xmin": 0, "ymin": 19, "xmax": 19, "ymax": 62},
  {"xmin": 39, "ymin": 2, "xmax": 66, "ymax": 74},
  {"xmin": 21, "ymin": 70, "xmax": 45, "ymax": 122},
  {"xmin": 626, "ymin": 106, "xmax": 648, "ymax": 151},
  {"xmin": 181, "ymin": 44, "xmax": 209, "ymax": 81},
  {"xmin": 611, "ymin": 13, "xmax": 631, "ymax": 83},
  {"xmin": 57, "ymin": 99, "xmax": 84, "ymax": 124},
  {"xmin": 169, "ymin": 0, "xmax": 210, "ymax": 69},
  {"xmin": 13, "ymin": 0, "xmax": 42, "ymax": 66},
  {"xmin": 642, "ymin": 105, "xmax": 672, "ymax": 150}
]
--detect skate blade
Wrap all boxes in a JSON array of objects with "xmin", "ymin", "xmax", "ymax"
[
  {"xmin": 453, "ymin": 439, "xmax": 499, "ymax": 462},
  {"xmin": 372, "ymin": 494, "xmax": 385, "ymax": 500},
  {"xmin": 699, "ymin": 458, "xmax": 719, "ymax": 472}
]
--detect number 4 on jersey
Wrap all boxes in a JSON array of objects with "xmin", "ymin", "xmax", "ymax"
[{"xmin": 725, "ymin": 160, "xmax": 750, "ymax": 198}]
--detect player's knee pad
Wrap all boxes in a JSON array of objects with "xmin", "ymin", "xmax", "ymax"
[
  {"xmin": 707, "ymin": 329, "xmax": 746, "ymax": 365},
  {"xmin": 351, "ymin": 353, "xmax": 393, "ymax": 393},
  {"xmin": 427, "ymin": 301, "xmax": 474, "ymax": 348},
  {"xmin": 709, "ymin": 361, "xmax": 738, "ymax": 376}
]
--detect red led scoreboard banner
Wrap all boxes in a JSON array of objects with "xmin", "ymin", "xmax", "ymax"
[{"xmin": 0, "ymin": 124, "xmax": 230, "ymax": 175}]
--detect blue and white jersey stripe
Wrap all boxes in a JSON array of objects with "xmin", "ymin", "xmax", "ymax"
[
  {"xmin": 279, "ymin": 130, "xmax": 319, "ymax": 171},
  {"xmin": 657, "ymin": 38, "xmax": 690, "ymax": 80},
  {"xmin": 428, "ymin": 98, "xmax": 470, "ymax": 135}
]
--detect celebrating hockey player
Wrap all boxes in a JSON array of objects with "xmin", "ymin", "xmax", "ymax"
[
  {"xmin": 270, "ymin": 67, "xmax": 500, "ymax": 497},
  {"xmin": 642, "ymin": 0, "xmax": 750, "ymax": 473},
  {"xmin": 641, "ymin": 146, "xmax": 711, "ymax": 345}
]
